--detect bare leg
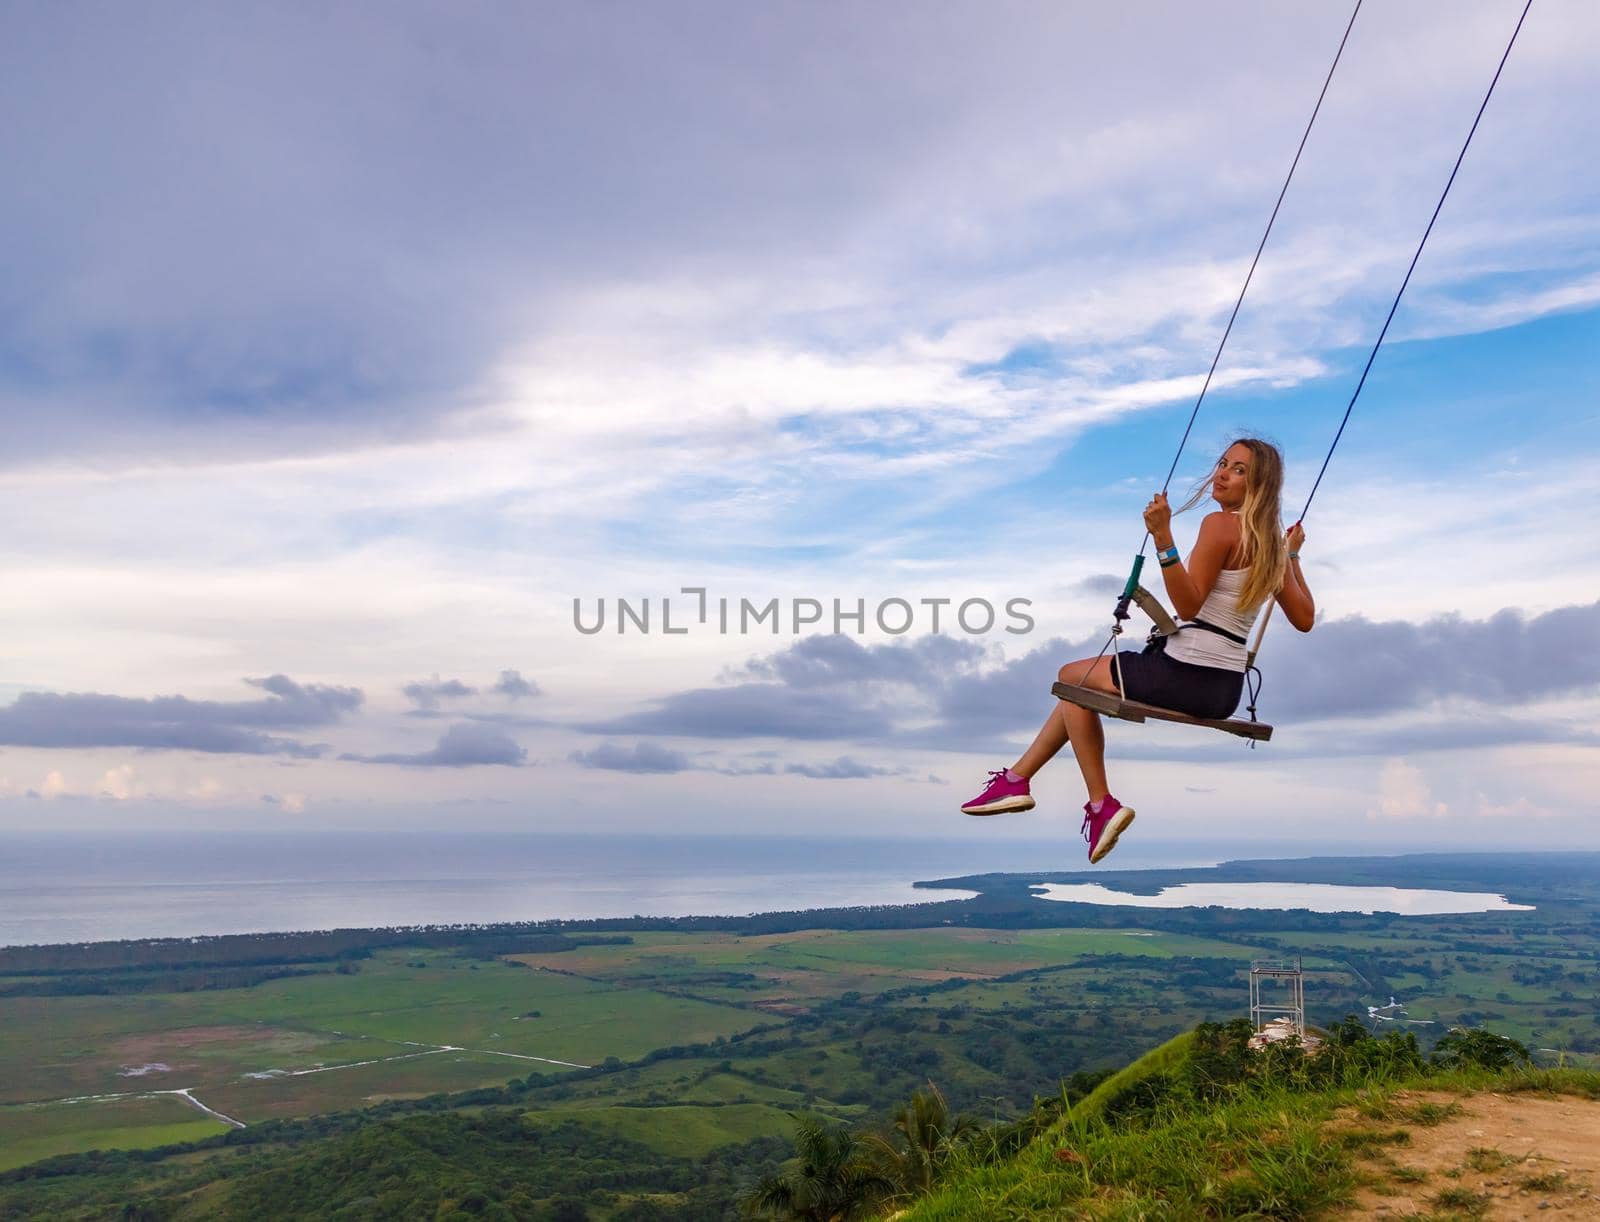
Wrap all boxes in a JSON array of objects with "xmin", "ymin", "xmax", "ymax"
[
  {"xmin": 1012, "ymin": 656, "xmax": 1122, "ymax": 802},
  {"xmin": 1012, "ymin": 703, "xmax": 1069, "ymax": 779},
  {"xmin": 1063, "ymin": 702, "xmax": 1108, "ymax": 803}
]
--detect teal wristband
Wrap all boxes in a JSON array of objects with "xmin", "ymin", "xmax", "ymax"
[{"xmin": 1288, "ymin": 551, "xmax": 1301, "ymax": 561}]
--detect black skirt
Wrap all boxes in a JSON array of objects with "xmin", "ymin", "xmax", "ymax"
[{"xmin": 1112, "ymin": 639, "xmax": 1244, "ymax": 720}]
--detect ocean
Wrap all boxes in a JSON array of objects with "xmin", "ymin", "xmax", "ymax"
[{"xmin": 0, "ymin": 829, "xmax": 1261, "ymax": 948}]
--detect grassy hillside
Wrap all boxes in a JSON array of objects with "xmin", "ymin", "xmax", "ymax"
[
  {"xmin": 898, "ymin": 1024, "xmax": 1600, "ymax": 1220},
  {"xmin": 1061, "ymin": 1028, "xmax": 1197, "ymax": 1129}
]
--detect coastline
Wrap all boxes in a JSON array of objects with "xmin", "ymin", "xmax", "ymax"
[{"xmin": 3, "ymin": 847, "xmax": 1590, "ymax": 952}]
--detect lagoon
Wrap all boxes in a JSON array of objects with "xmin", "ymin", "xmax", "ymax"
[{"xmin": 1032, "ymin": 881, "xmax": 1534, "ymax": 915}]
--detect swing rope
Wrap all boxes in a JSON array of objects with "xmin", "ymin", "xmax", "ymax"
[
  {"xmin": 1296, "ymin": 0, "xmax": 1534, "ymax": 524},
  {"xmin": 1080, "ymin": 0, "xmax": 1364, "ymax": 691},
  {"xmin": 1152, "ymin": 0, "xmax": 1364, "ymax": 514},
  {"xmin": 1078, "ymin": 0, "xmax": 1535, "ymax": 727},
  {"xmin": 1246, "ymin": 0, "xmax": 1534, "ymax": 687}
]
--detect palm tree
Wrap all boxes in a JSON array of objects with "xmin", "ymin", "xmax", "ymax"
[
  {"xmin": 742, "ymin": 1115, "xmax": 896, "ymax": 1221},
  {"xmin": 865, "ymin": 1083, "xmax": 977, "ymax": 1199}
]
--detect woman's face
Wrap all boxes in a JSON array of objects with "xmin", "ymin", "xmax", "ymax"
[{"xmin": 1212, "ymin": 444, "xmax": 1252, "ymax": 510}]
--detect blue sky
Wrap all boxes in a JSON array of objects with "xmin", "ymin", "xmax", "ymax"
[{"xmin": 1, "ymin": 1, "xmax": 1597, "ymax": 853}]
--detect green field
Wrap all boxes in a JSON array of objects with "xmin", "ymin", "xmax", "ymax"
[
  {"xmin": 523, "ymin": 1101, "xmax": 811, "ymax": 1158},
  {"xmin": 6, "ymin": 916, "xmax": 1597, "ymax": 1174},
  {"xmin": 0, "ymin": 947, "xmax": 772, "ymax": 1144},
  {"xmin": 2, "ymin": 925, "xmax": 1267, "ymax": 1170},
  {"xmin": 3, "ymin": 852, "xmax": 1598, "ymax": 1213},
  {"xmin": 504, "ymin": 926, "xmax": 1267, "ymax": 1008},
  {"xmin": 0, "ymin": 1094, "xmax": 230, "ymax": 1172}
]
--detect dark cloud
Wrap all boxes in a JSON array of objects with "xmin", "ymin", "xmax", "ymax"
[
  {"xmin": 402, "ymin": 676, "xmax": 477, "ymax": 710},
  {"xmin": 566, "ymin": 742, "xmax": 906, "ymax": 779},
  {"xmin": 925, "ymin": 635, "xmax": 1093, "ymax": 743},
  {"xmin": 1072, "ymin": 573, "xmax": 1126, "ymax": 598},
  {"xmin": 570, "ymin": 741, "xmax": 693, "ymax": 774},
  {"xmin": 404, "ymin": 672, "xmax": 542, "ymax": 718},
  {"xmin": 464, "ymin": 711, "xmax": 553, "ymax": 728},
  {"xmin": 0, "ymin": 674, "xmax": 359, "ymax": 756},
  {"xmin": 344, "ymin": 723, "xmax": 526, "ymax": 767},
  {"xmin": 403, "ymin": 709, "xmax": 554, "ymax": 729},
  {"xmin": 580, "ymin": 632, "xmax": 1070, "ymax": 747},
  {"xmin": 710, "ymin": 760, "xmax": 780, "ymax": 777},
  {"xmin": 738, "ymin": 632, "xmax": 985, "ymax": 689},
  {"xmin": 493, "ymin": 670, "xmax": 541, "ymax": 700},
  {"xmin": 1260, "ymin": 600, "xmax": 1600, "ymax": 720},
  {"xmin": 4, "ymin": 5, "xmax": 1502, "ymax": 471},
  {"xmin": 576, "ymin": 598, "xmax": 1600, "ymax": 760},
  {"xmin": 784, "ymin": 756, "xmax": 898, "ymax": 780},
  {"xmin": 1312, "ymin": 716, "xmax": 1600, "ymax": 756},
  {"xmin": 1098, "ymin": 710, "xmax": 1600, "ymax": 765},
  {"xmin": 0, "ymin": 4, "xmax": 1011, "ymax": 468},
  {"xmin": 580, "ymin": 684, "xmax": 898, "ymax": 741},
  {"xmin": 961, "ymin": 600, "xmax": 1600, "ymax": 737}
]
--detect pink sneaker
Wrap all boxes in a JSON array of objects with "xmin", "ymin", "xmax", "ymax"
[
  {"xmin": 1082, "ymin": 794, "xmax": 1135, "ymax": 863},
  {"xmin": 960, "ymin": 769, "xmax": 1035, "ymax": 816}
]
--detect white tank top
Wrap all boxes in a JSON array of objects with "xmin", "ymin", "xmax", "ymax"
[{"xmin": 1162, "ymin": 567, "xmax": 1260, "ymax": 672}]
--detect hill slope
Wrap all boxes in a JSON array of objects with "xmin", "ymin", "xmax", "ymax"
[{"xmin": 902, "ymin": 1024, "xmax": 1600, "ymax": 1220}]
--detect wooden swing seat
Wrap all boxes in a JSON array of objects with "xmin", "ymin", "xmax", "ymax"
[{"xmin": 1051, "ymin": 681, "xmax": 1273, "ymax": 742}]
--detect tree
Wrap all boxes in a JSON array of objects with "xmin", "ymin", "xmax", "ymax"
[
  {"xmin": 863, "ymin": 1083, "xmax": 976, "ymax": 1199},
  {"xmin": 1431, "ymin": 1027, "xmax": 1532, "ymax": 1071},
  {"xmin": 741, "ymin": 1116, "xmax": 894, "ymax": 1221}
]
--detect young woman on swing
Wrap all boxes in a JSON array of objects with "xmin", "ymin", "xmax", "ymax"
[{"xmin": 960, "ymin": 438, "xmax": 1317, "ymax": 863}]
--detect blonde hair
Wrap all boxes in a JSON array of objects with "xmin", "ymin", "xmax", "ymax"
[{"xmin": 1175, "ymin": 437, "xmax": 1287, "ymax": 614}]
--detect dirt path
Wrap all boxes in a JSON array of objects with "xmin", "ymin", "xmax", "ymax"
[
  {"xmin": 40, "ymin": 1087, "xmax": 246, "ymax": 1129},
  {"xmin": 1346, "ymin": 1089, "xmax": 1600, "ymax": 1219},
  {"xmin": 170, "ymin": 1088, "xmax": 246, "ymax": 1129},
  {"xmin": 239, "ymin": 1038, "xmax": 592, "ymax": 1081}
]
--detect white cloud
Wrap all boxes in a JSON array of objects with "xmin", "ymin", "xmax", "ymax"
[
  {"xmin": 1366, "ymin": 759, "xmax": 1448, "ymax": 821},
  {"xmin": 1473, "ymin": 793, "xmax": 1538, "ymax": 819},
  {"xmin": 0, "ymin": 2, "xmax": 1596, "ymax": 840},
  {"xmin": 261, "ymin": 791, "xmax": 308, "ymax": 814},
  {"xmin": 98, "ymin": 764, "xmax": 142, "ymax": 801}
]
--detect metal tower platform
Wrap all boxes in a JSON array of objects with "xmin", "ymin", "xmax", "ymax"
[{"xmin": 1249, "ymin": 958, "xmax": 1306, "ymax": 1038}]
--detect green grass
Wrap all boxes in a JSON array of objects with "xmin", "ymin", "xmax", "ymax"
[
  {"xmin": 0, "ymin": 949, "xmax": 765, "ymax": 1091},
  {"xmin": 201, "ymin": 1050, "xmax": 557, "ymax": 1121},
  {"xmin": 1404, "ymin": 1100, "xmax": 1464, "ymax": 1126},
  {"xmin": 0, "ymin": 948, "xmax": 776, "ymax": 1165},
  {"xmin": 522, "ymin": 1101, "xmax": 811, "ymax": 1158},
  {"xmin": 1520, "ymin": 1169, "xmax": 1570, "ymax": 1191},
  {"xmin": 508, "ymin": 927, "xmax": 1272, "ymax": 1005},
  {"xmin": 1064, "ymin": 1030, "xmax": 1198, "ymax": 1128},
  {"xmin": 0, "ymin": 1095, "xmax": 229, "ymax": 1172},
  {"xmin": 906, "ymin": 1080, "xmax": 1357, "ymax": 1220},
  {"xmin": 904, "ymin": 1054, "xmax": 1600, "ymax": 1221},
  {"xmin": 176, "ymin": 949, "xmax": 767, "ymax": 1061},
  {"xmin": 1432, "ymin": 1184, "xmax": 1492, "ymax": 1217},
  {"xmin": 1463, "ymin": 1146, "xmax": 1515, "ymax": 1172}
]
